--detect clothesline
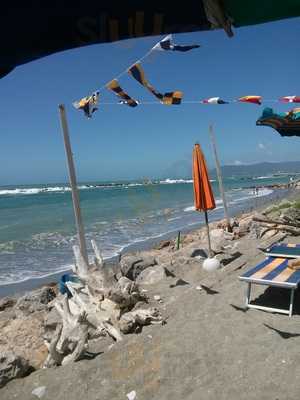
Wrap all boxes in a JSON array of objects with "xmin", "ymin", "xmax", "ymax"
[
  {"xmin": 83, "ymin": 99, "xmax": 293, "ymax": 106},
  {"xmin": 97, "ymin": 49, "xmax": 155, "ymax": 93}
]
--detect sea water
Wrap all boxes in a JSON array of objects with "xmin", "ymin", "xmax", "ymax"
[{"xmin": 0, "ymin": 175, "xmax": 293, "ymax": 286}]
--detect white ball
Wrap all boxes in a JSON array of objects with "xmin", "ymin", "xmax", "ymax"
[{"xmin": 202, "ymin": 257, "xmax": 220, "ymax": 272}]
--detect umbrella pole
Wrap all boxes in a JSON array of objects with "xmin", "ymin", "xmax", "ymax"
[
  {"xmin": 209, "ymin": 124, "xmax": 231, "ymax": 232},
  {"xmin": 204, "ymin": 211, "xmax": 213, "ymax": 258},
  {"xmin": 59, "ymin": 104, "xmax": 89, "ymax": 265}
]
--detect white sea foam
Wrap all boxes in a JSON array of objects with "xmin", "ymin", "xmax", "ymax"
[
  {"xmin": 184, "ymin": 199, "xmax": 223, "ymax": 212},
  {"xmin": 0, "ymin": 185, "xmax": 98, "ymax": 196},
  {"xmin": 255, "ymin": 176, "xmax": 272, "ymax": 180},
  {"xmin": 255, "ymin": 175, "xmax": 284, "ymax": 180},
  {"xmin": 184, "ymin": 205, "xmax": 196, "ymax": 212},
  {"xmin": 160, "ymin": 178, "xmax": 193, "ymax": 184}
]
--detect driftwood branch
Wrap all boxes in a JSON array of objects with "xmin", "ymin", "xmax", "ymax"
[
  {"xmin": 253, "ymin": 215, "xmax": 300, "ymax": 229},
  {"xmin": 45, "ymin": 243, "xmax": 161, "ymax": 367},
  {"xmin": 254, "ymin": 222, "xmax": 300, "ymax": 236},
  {"xmin": 91, "ymin": 239, "xmax": 104, "ymax": 268},
  {"xmin": 119, "ymin": 308, "xmax": 164, "ymax": 334},
  {"xmin": 73, "ymin": 245, "xmax": 89, "ymax": 280}
]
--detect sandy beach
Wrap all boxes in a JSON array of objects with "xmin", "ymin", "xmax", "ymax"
[{"xmin": 0, "ymin": 188, "xmax": 300, "ymax": 399}]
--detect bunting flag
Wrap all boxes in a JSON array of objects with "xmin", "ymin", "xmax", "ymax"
[
  {"xmin": 128, "ymin": 63, "xmax": 182, "ymax": 104},
  {"xmin": 201, "ymin": 97, "xmax": 228, "ymax": 104},
  {"xmin": 106, "ymin": 79, "xmax": 138, "ymax": 107},
  {"xmin": 162, "ymin": 91, "xmax": 183, "ymax": 105},
  {"xmin": 256, "ymin": 107, "xmax": 300, "ymax": 137},
  {"xmin": 73, "ymin": 91, "xmax": 99, "ymax": 118},
  {"xmin": 152, "ymin": 34, "xmax": 200, "ymax": 52},
  {"xmin": 238, "ymin": 95, "xmax": 262, "ymax": 105},
  {"xmin": 128, "ymin": 62, "xmax": 163, "ymax": 100},
  {"xmin": 279, "ymin": 96, "xmax": 300, "ymax": 103}
]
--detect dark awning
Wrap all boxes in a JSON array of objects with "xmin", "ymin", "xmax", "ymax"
[{"xmin": 2, "ymin": 1, "xmax": 300, "ymax": 78}]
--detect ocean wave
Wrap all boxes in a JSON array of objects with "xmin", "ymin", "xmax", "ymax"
[
  {"xmin": 1, "ymin": 178, "xmax": 219, "ymax": 196},
  {"xmin": 231, "ymin": 188, "xmax": 273, "ymax": 203},
  {"xmin": 0, "ymin": 186, "xmax": 73, "ymax": 196},
  {"xmin": 0, "ymin": 264, "xmax": 74, "ymax": 286},
  {"xmin": 254, "ymin": 175, "xmax": 285, "ymax": 180}
]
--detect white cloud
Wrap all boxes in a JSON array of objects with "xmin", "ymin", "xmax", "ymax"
[{"xmin": 258, "ymin": 142, "xmax": 272, "ymax": 155}]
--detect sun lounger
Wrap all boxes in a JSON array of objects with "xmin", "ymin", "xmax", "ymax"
[
  {"xmin": 239, "ymin": 257, "xmax": 300, "ymax": 317},
  {"xmin": 263, "ymin": 243, "xmax": 300, "ymax": 259}
]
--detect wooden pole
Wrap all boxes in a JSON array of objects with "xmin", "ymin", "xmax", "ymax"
[
  {"xmin": 204, "ymin": 211, "xmax": 212, "ymax": 257},
  {"xmin": 209, "ymin": 124, "xmax": 231, "ymax": 232},
  {"xmin": 59, "ymin": 104, "xmax": 89, "ymax": 265}
]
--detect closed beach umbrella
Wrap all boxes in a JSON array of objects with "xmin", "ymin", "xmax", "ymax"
[{"xmin": 192, "ymin": 143, "xmax": 216, "ymax": 258}]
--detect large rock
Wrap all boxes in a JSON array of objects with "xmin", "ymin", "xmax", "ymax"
[
  {"xmin": 0, "ymin": 351, "xmax": 31, "ymax": 388},
  {"xmin": 44, "ymin": 307, "xmax": 61, "ymax": 331},
  {"xmin": 15, "ymin": 286, "xmax": 56, "ymax": 317},
  {"xmin": 136, "ymin": 265, "xmax": 166, "ymax": 285},
  {"xmin": 0, "ymin": 297, "xmax": 17, "ymax": 311},
  {"xmin": 0, "ymin": 313, "xmax": 48, "ymax": 369},
  {"xmin": 120, "ymin": 255, "xmax": 157, "ymax": 280},
  {"xmin": 209, "ymin": 229, "xmax": 227, "ymax": 253}
]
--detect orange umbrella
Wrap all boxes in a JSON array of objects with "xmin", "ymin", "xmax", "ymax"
[{"xmin": 192, "ymin": 143, "xmax": 216, "ymax": 257}]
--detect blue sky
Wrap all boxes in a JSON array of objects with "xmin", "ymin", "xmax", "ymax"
[{"xmin": 1, "ymin": 17, "xmax": 300, "ymax": 185}]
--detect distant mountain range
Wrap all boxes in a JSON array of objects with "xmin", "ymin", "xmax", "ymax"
[{"xmin": 211, "ymin": 161, "xmax": 300, "ymax": 178}]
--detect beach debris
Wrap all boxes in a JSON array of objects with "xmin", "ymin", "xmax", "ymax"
[
  {"xmin": 44, "ymin": 241, "xmax": 163, "ymax": 367},
  {"xmin": 195, "ymin": 286, "xmax": 203, "ymax": 291},
  {"xmin": 126, "ymin": 390, "xmax": 137, "ymax": 400},
  {"xmin": 32, "ymin": 386, "xmax": 46, "ymax": 398},
  {"xmin": 0, "ymin": 351, "xmax": 31, "ymax": 388},
  {"xmin": 154, "ymin": 295, "xmax": 161, "ymax": 301}
]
